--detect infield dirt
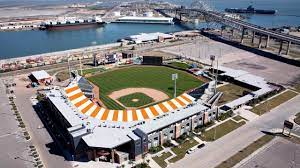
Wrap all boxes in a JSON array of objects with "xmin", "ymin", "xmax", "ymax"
[{"xmin": 108, "ymin": 87, "xmax": 169, "ymax": 108}]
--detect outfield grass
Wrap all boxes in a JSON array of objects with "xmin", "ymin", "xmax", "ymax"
[
  {"xmin": 251, "ymin": 90, "xmax": 298, "ymax": 115},
  {"xmin": 169, "ymin": 139, "xmax": 198, "ymax": 163},
  {"xmin": 216, "ymin": 135, "xmax": 274, "ymax": 168},
  {"xmin": 88, "ymin": 66, "xmax": 204, "ymax": 109},
  {"xmin": 117, "ymin": 93, "xmax": 154, "ymax": 107},
  {"xmin": 217, "ymin": 84, "xmax": 252, "ymax": 105},
  {"xmin": 199, "ymin": 120, "xmax": 246, "ymax": 141},
  {"xmin": 167, "ymin": 62, "xmax": 190, "ymax": 70},
  {"xmin": 152, "ymin": 152, "xmax": 172, "ymax": 168}
]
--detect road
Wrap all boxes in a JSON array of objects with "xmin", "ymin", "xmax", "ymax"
[
  {"xmin": 236, "ymin": 137, "xmax": 300, "ymax": 168},
  {"xmin": 170, "ymin": 94, "xmax": 300, "ymax": 168}
]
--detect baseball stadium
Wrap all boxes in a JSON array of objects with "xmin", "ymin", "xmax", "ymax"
[{"xmin": 43, "ymin": 61, "xmax": 278, "ymax": 164}]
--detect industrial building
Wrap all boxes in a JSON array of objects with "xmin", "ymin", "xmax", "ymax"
[{"xmin": 126, "ymin": 32, "xmax": 174, "ymax": 44}]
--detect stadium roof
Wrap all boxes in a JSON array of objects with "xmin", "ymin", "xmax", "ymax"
[
  {"xmin": 139, "ymin": 103, "xmax": 209, "ymax": 134},
  {"xmin": 45, "ymin": 89, "xmax": 83, "ymax": 127},
  {"xmin": 82, "ymin": 126, "xmax": 132, "ymax": 148}
]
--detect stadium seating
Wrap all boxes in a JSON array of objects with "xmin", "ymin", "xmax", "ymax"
[{"xmin": 65, "ymin": 84, "xmax": 195, "ymax": 122}]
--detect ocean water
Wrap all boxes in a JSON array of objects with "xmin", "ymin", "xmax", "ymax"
[{"xmin": 0, "ymin": 0, "xmax": 299, "ymax": 59}]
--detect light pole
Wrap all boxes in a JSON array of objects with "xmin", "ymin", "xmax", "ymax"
[
  {"xmin": 210, "ymin": 55, "xmax": 216, "ymax": 93},
  {"xmin": 172, "ymin": 73, "xmax": 178, "ymax": 98}
]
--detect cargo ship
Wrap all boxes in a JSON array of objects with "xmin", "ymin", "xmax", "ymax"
[
  {"xmin": 225, "ymin": 5, "xmax": 276, "ymax": 15},
  {"xmin": 39, "ymin": 17, "xmax": 105, "ymax": 30}
]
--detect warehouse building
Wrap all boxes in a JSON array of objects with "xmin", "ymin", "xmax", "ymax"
[{"xmin": 28, "ymin": 70, "xmax": 52, "ymax": 85}]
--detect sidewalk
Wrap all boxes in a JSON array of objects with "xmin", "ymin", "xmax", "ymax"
[{"xmin": 234, "ymin": 106, "xmax": 259, "ymax": 121}]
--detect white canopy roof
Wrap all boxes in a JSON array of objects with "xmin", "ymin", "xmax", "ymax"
[{"xmin": 31, "ymin": 70, "xmax": 51, "ymax": 80}]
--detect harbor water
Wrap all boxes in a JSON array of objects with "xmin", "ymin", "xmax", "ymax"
[
  {"xmin": 1, "ymin": 0, "xmax": 300, "ymax": 59},
  {"xmin": 168, "ymin": 0, "xmax": 300, "ymax": 27},
  {"xmin": 0, "ymin": 23, "xmax": 184, "ymax": 59}
]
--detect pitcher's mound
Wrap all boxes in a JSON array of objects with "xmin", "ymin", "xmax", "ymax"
[{"xmin": 132, "ymin": 99, "xmax": 139, "ymax": 102}]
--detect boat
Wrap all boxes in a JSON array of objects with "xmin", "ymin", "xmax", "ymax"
[
  {"xmin": 225, "ymin": 5, "xmax": 276, "ymax": 15},
  {"xmin": 39, "ymin": 17, "xmax": 105, "ymax": 30}
]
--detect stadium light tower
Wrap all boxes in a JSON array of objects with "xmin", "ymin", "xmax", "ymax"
[
  {"xmin": 172, "ymin": 73, "xmax": 178, "ymax": 98},
  {"xmin": 68, "ymin": 53, "xmax": 72, "ymax": 82},
  {"xmin": 210, "ymin": 55, "xmax": 217, "ymax": 93}
]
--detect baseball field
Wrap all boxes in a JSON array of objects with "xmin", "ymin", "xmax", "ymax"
[{"xmin": 88, "ymin": 66, "xmax": 204, "ymax": 109}]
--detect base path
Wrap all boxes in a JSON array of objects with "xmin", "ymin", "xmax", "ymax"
[{"xmin": 108, "ymin": 88, "xmax": 169, "ymax": 102}]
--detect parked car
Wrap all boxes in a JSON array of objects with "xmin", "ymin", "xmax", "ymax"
[
  {"xmin": 197, "ymin": 143, "xmax": 205, "ymax": 149},
  {"xmin": 187, "ymin": 146, "xmax": 198, "ymax": 154}
]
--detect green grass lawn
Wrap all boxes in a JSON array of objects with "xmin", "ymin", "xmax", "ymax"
[
  {"xmin": 199, "ymin": 120, "xmax": 246, "ymax": 141},
  {"xmin": 232, "ymin": 115, "xmax": 247, "ymax": 122},
  {"xmin": 169, "ymin": 139, "xmax": 198, "ymax": 163},
  {"xmin": 251, "ymin": 90, "xmax": 298, "ymax": 115},
  {"xmin": 81, "ymin": 67, "xmax": 105, "ymax": 76},
  {"xmin": 118, "ymin": 92, "xmax": 154, "ymax": 107},
  {"xmin": 56, "ymin": 67, "xmax": 105, "ymax": 81},
  {"xmin": 152, "ymin": 152, "xmax": 172, "ymax": 168},
  {"xmin": 88, "ymin": 66, "xmax": 204, "ymax": 109},
  {"xmin": 217, "ymin": 84, "xmax": 252, "ymax": 105},
  {"xmin": 293, "ymin": 84, "xmax": 300, "ymax": 93},
  {"xmin": 216, "ymin": 135, "xmax": 274, "ymax": 168},
  {"xmin": 167, "ymin": 62, "xmax": 190, "ymax": 69},
  {"xmin": 149, "ymin": 146, "xmax": 164, "ymax": 154}
]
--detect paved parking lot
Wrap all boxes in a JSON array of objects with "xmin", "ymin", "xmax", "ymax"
[
  {"xmin": 0, "ymin": 79, "xmax": 34, "ymax": 168},
  {"xmin": 237, "ymin": 137, "xmax": 300, "ymax": 168},
  {"xmin": 8, "ymin": 76, "xmax": 72, "ymax": 168},
  {"xmin": 159, "ymin": 37, "xmax": 300, "ymax": 86}
]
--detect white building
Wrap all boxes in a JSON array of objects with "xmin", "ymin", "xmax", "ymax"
[
  {"xmin": 115, "ymin": 16, "xmax": 174, "ymax": 24},
  {"xmin": 126, "ymin": 32, "xmax": 174, "ymax": 44}
]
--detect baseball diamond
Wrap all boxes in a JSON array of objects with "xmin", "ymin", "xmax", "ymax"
[{"xmin": 87, "ymin": 66, "xmax": 204, "ymax": 109}]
